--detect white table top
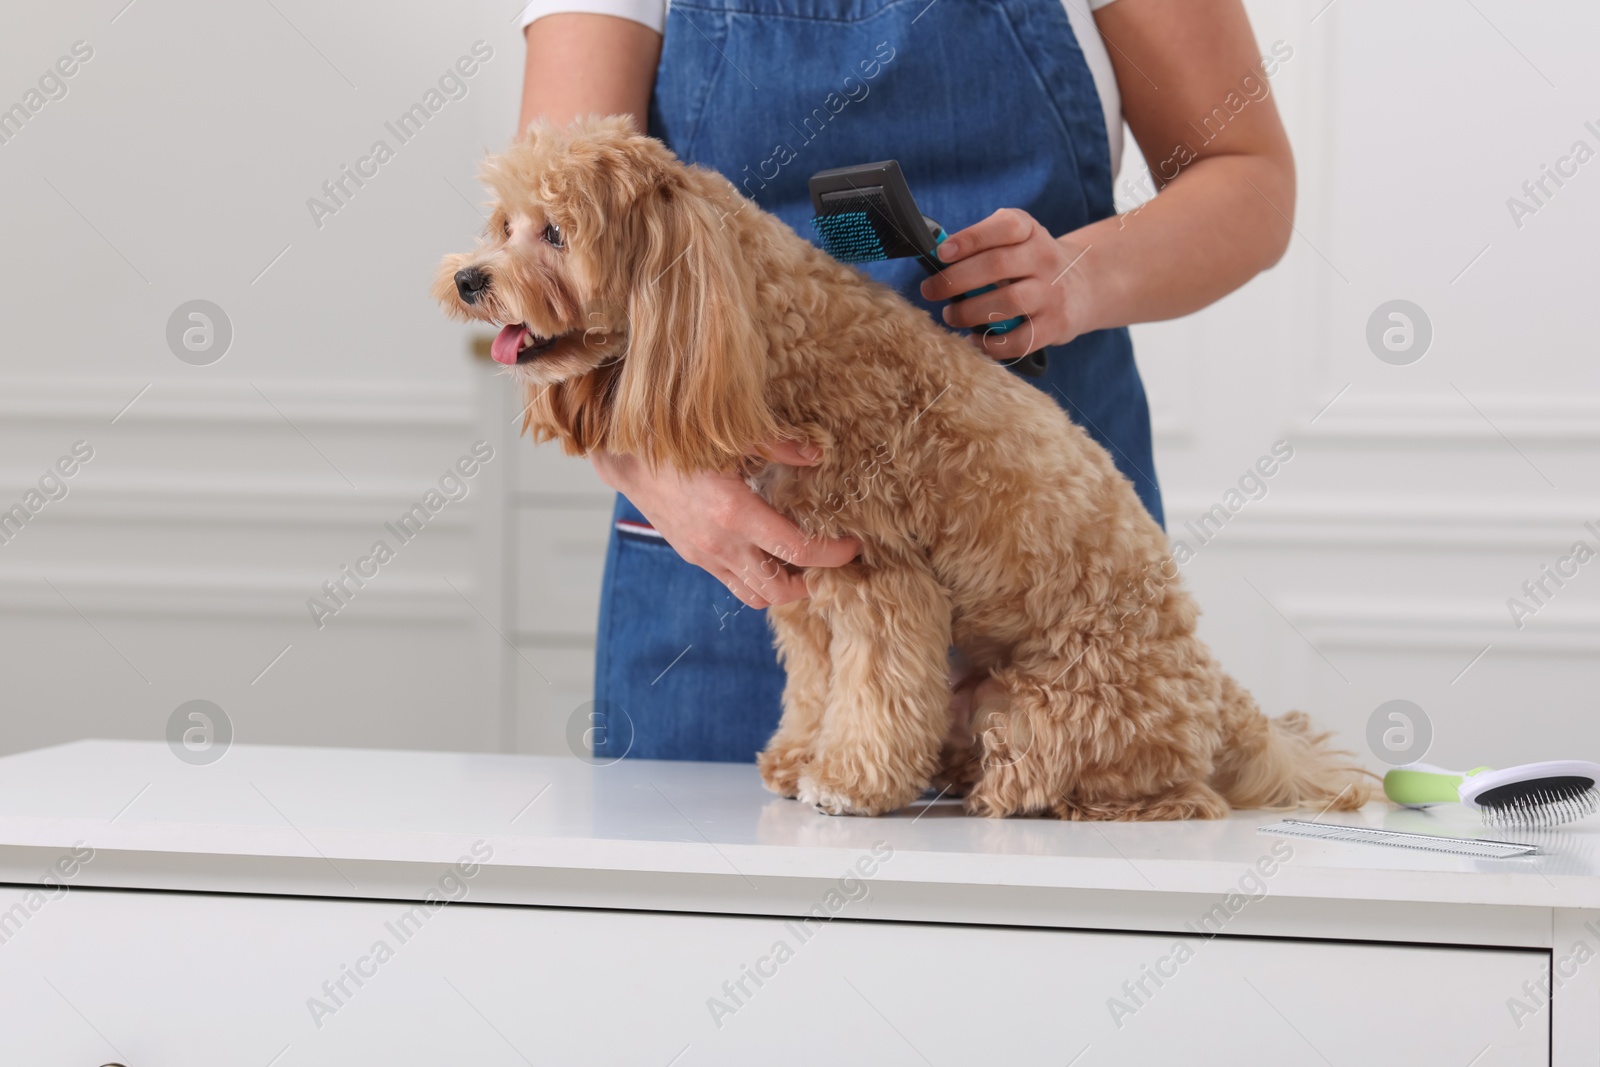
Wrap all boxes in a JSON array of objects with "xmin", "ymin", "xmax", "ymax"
[{"xmin": 1, "ymin": 740, "xmax": 1596, "ymax": 910}]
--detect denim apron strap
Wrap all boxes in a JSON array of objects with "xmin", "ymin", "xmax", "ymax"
[{"xmin": 593, "ymin": 0, "xmax": 1162, "ymax": 762}]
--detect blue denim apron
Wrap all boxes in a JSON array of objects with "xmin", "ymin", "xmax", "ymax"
[{"xmin": 592, "ymin": 0, "xmax": 1163, "ymax": 762}]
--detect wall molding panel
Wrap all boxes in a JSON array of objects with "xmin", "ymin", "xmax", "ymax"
[
  {"xmin": 1294, "ymin": 392, "xmax": 1600, "ymax": 445},
  {"xmin": 0, "ymin": 376, "xmax": 490, "ymax": 630},
  {"xmin": 0, "ymin": 378, "xmax": 475, "ymax": 429},
  {"xmin": 0, "ymin": 476, "xmax": 480, "ymax": 528},
  {"xmin": 0, "ymin": 566, "xmax": 475, "ymax": 624},
  {"xmin": 1280, "ymin": 596, "xmax": 1600, "ymax": 655},
  {"xmin": 1162, "ymin": 494, "xmax": 1600, "ymax": 552}
]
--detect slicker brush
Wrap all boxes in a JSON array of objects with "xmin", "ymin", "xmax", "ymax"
[
  {"xmin": 1385, "ymin": 760, "xmax": 1600, "ymax": 830},
  {"xmin": 808, "ymin": 160, "xmax": 1047, "ymax": 378}
]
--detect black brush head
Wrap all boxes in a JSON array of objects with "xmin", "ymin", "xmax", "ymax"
[
  {"xmin": 808, "ymin": 160, "xmax": 938, "ymax": 263},
  {"xmin": 1478, "ymin": 776, "xmax": 1600, "ymax": 831}
]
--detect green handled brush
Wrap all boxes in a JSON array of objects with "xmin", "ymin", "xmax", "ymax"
[
  {"xmin": 808, "ymin": 161, "xmax": 1047, "ymax": 378},
  {"xmin": 1384, "ymin": 760, "xmax": 1600, "ymax": 830}
]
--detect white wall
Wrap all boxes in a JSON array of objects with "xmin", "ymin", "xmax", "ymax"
[
  {"xmin": 1128, "ymin": 0, "xmax": 1600, "ymax": 772},
  {"xmin": 3, "ymin": 0, "xmax": 1596, "ymax": 775},
  {"xmin": 0, "ymin": 0, "xmax": 547, "ymax": 754}
]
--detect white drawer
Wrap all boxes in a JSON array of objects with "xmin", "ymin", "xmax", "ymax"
[{"xmin": 0, "ymin": 886, "xmax": 1547, "ymax": 1066}]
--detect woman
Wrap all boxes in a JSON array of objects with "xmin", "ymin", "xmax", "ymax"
[{"xmin": 516, "ymin": 0, "xmax": 1295, "ymax": 762}]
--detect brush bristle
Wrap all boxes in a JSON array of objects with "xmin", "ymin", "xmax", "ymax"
[
  {"xmin": 1480, "ymin": 785, "xmax": 1600, "ymax": 830},
  {"xmin": 811, "ymin": 212, "xmax": 887, "ymax": 263}
]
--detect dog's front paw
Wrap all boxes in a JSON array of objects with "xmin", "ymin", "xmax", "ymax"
[
  {"xmin": 796, "ymin": 756, "xmax": 925, "ymax": 817},
  {"xmin": 795, "ymin": 774, "xmax": 868, "ymax": 816},
  {"xmin": 757, "ymin": 743, "xmax": 813, "ymax": 799}
]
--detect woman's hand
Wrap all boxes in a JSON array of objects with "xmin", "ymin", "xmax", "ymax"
[
  {"xmin": 918, "ymin": 209, "xmax": 1094, "ymax": 360},
  {"xmin": 591, "ymin": 443, "xmax": 861, "ymax": 610}
]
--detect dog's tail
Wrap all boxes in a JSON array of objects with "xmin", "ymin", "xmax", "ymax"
[{"xmin": 1209, "ymin": 674, "xmax": 1376, "ymax": 812}]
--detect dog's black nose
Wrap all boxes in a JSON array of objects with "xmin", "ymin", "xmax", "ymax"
[{"xmin": 454, "ymin": 267, "xmax": 489, "ymax": 304}]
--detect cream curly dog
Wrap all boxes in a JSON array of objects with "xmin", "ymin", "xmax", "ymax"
[{"xmin": 434, "ymin": 117, "xmax": 1372, "ymax": 820}]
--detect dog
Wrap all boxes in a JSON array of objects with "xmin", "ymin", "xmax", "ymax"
[{"xmin": 434, "ymin": 117, "xmax": 1374, "ymax": 820}]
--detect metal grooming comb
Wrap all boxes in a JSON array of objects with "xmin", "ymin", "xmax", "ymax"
[{"xmin": 1258, "ymin": 819, "xmax": 1539, "ymax": 859}]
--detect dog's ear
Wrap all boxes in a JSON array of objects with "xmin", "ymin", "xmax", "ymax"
[{"xmin": 609, "ymin": 174, "xmax": 777, "ymax": 472}]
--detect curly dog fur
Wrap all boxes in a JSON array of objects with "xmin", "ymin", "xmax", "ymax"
[{"xmin": 434, "ymin": 117, "xmax": 1374, "ymax": 820}]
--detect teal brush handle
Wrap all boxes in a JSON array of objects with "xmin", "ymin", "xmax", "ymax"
[{"xmin": 928, "ymin": 228, "xmax": 1044, "ymax": 377}]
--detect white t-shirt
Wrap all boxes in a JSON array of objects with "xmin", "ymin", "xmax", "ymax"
[{"xmin": 519, "ymin": 0, "xmax": 1125, "ymax": 174}]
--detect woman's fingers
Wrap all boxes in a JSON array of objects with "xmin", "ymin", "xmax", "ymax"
[
  {"xmin": 942, "ymin": 279, "xmax": 1060, "ymax": 358},
  {"xmin": 717, "ymin": 567, "xmax": 772, "ymax": 610},
  {"xmin": 941, "ymin": 278, "xmax": 1039, "ymax": 331},
  {"xmin": 776, "ymin": 531, "xmax": 861, "ymax": 569},
  {"xmin": 973, "ymin": 320, "xmax": 1046, "ymax": 361},
  {"xmin": 919, "ymin": 208, "xmax": 1043, "ymax": 301},
  {"xmin": 922, "ymin": 209, "xmax": 1047, "ymax": 302},
  {"xmin": 742, "ymin": 563, "xmax": 808, "ymax": 607},
  {"xmin": 714, "ymin": 498, "xmax": 858, "ymax": 607},
  {"xmin": 937, "ymin": 207, "xmax": 1038, "ymax": 263},
  {"xmin": 619, "ymin": 444, "xmax": 858, "ymax": 610},
  {"xmin": 922, "ymin": 246, "xmax": 1031, "ymax": 302},
  {"xmin": 914, "ymin": 206, "xmax": 1086, "ymax": 356},
  {"xmin": 728, "ymin": 547, "xmax": 812, "ymax": 608},
  {"xmin": 742, "ymin": 500, "xmax": 860, "ymax": 570}
]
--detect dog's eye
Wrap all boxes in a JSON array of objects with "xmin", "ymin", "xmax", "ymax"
[
  {"xmin": 501, "ymin": 217, "xmax": 511, "ymax": 240},
  {"xmin": 543, "ymin": 222, "xmax": 564, "ymax": 249}
]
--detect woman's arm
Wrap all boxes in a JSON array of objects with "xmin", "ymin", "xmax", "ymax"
[
  {"xmin": 1073, "ymin": 0, "xmax": 1296, "ymax": 328},
  {"xmin": 518, "ymin": 13, "xmax": 663, "ymax": 135},
  {"xmin": 923, "ymin": 0, "xmax": 1295, "ymax": 354}
]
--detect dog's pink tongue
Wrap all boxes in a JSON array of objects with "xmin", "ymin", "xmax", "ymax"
[{"xmin": 490, "ymin": 324, "xmax": 526, "ymax": 365}]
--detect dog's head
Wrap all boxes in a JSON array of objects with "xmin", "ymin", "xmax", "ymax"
[{"xmin": 433, "ymin": 116, "xmax": 775, "ymax": 471}]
